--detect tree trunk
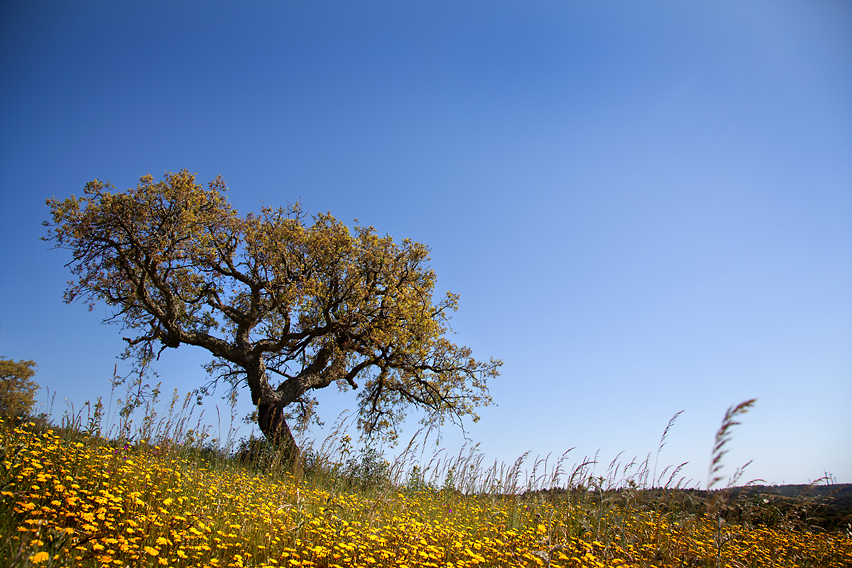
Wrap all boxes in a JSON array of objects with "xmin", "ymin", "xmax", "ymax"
[
  {"xmin": 244, "ymin": 354, "xmax": 301, "ymax": 464},
  {"xmin": 257, "ymin": 397, "xmax": 299, "ymax": 463}
]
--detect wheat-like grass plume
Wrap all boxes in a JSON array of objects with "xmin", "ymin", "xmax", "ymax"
[{"xmin": 707, "ymin": 398, "xmax": 756, "ymax": 490}]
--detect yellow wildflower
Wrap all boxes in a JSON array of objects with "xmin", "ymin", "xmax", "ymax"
[{"xmin": 29, "ymin": 552, "xmax": 50, "ymax": 564}]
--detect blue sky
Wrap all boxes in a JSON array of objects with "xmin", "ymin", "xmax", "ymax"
[{"xmin": 1, "ymin": 0, "xmax": 850, "ymax": 486}]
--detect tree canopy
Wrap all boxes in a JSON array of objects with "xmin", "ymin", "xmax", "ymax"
[
  {"xmin": 0, "ymin": 358, "xmax": 39, "ymax": 420},
  {"xmin": 45, "ymin": 170, "xmax": 501, "ymax": 453}
]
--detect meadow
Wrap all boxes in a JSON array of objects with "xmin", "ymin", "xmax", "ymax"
[{"xmin": 1, "ymin": 387, "xmax": 850, "ymax": 568}]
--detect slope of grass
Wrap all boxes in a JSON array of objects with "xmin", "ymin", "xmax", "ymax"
[{"xmin": 2, "ymin": 414, "xmax": 850, "ymax": 568}]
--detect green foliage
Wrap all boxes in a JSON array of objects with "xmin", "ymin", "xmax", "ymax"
[{"xmin": 0, "ymin": 358, "xmax": 38, "ymax": 420}]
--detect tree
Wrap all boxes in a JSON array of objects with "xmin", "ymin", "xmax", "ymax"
[
  {"xmin": 45, "ymin": 170, "xmax": 501, "ymax": 455},
  {"xmin": 0, "ymin": 358, "xmax": 39, "ymax": 420}
]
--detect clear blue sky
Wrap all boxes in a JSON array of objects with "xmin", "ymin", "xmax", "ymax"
[{"xmin": 1, "ymin": 0, "xmax": 850, "ymax": 486}]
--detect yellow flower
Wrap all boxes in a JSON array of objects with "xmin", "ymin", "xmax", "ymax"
[
  {"xmin": 144, "ymin": 546, "xmax": 160, "ymax": 556},
  {"xmin": 29, "ymin": 552, "xmax": 50, "ymax": 564}
]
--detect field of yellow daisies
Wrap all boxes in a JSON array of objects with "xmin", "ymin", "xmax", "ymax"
[{"xmin": 2, "ymin": 415, "xmax": 851, "ymax": 568}]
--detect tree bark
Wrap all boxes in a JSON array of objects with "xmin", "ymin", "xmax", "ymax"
[
  {"xmin": 257, "ymin": 397, "xmax": 299, "ymax": 462},
  {"xmin": 243, "ymin": 354, "xmax": 300, "ymax": 463}
]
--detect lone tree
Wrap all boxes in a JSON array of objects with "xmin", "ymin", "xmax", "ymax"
[
  {"xmin": 45, "ymin": 170, "xmax": 501, "ymax": 454},
  {"xmin": 0, "ymin": 358, "xmax": 39, "ymax": 420}
]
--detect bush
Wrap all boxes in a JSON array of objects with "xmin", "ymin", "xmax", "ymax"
[{"xmin": 0, "ymin": 358, "xmax": 38, "ymax": 421}]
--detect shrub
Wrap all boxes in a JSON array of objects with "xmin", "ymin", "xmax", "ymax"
[{"xmin": 0, "ymin": 358, "xmax": 38, "ymax": 421}]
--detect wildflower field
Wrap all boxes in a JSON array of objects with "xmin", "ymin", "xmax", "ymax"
[{"xmin": 2, "ymin": 417, "xmax": 850, "ymax": 568}]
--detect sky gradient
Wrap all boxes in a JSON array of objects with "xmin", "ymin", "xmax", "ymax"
[{"xmin": 1, "ymin": 0, "xmax": 850, "ymax": 486}]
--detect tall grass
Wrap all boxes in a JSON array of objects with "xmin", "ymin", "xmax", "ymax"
[{"xmin": 1, "ymin": 385, "xmax": 849, "ymax": 568}]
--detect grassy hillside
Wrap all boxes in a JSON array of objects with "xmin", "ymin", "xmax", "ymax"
[{"xmin": 1, "ymin": 403, "xmax": 850, "ymax": 567}]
